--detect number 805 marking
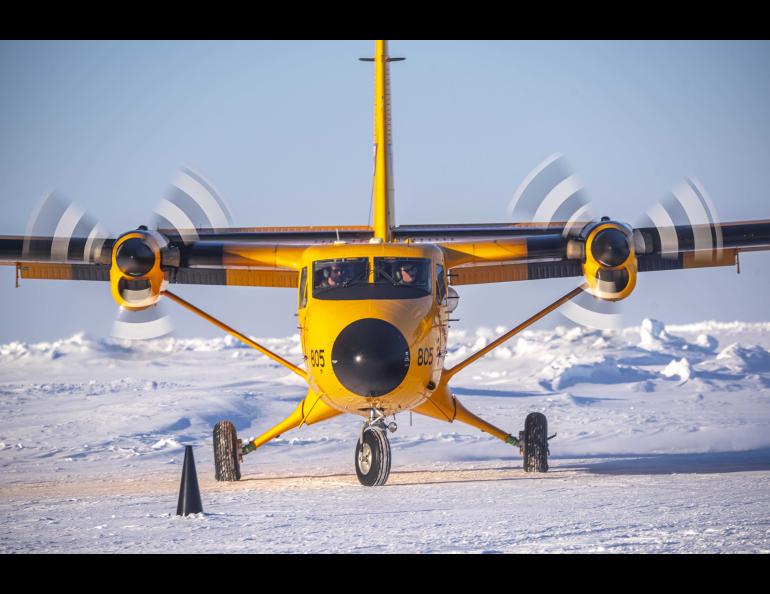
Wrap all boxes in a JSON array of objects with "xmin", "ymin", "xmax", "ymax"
[
  {"xmin": 417, "ymin": 347, "xmax": 433, "ymax": 366},
  {"xmin": 310, "ymin": 349, "xmax": 325, "ymax": 367}
]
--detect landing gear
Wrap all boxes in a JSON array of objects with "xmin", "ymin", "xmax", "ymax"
[
  {"xmin": 521, "ymin": 412, "xmax": 549, "ymax": 473},
  {"xmin": 213, "ymin": 420, "xmax": 241, "ymax": 482},
  {"xmin": 355, "ymin": 427, "xmax": 391, "ymax": 487}
]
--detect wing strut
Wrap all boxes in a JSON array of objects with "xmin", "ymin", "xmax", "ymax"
[
  {"xmin": 414, "ymin": 283, "xmax": 586, "ymax": 448},
  {"xmin": 161, "ymin": 290, "xmax": 307, "ymax": 380},
  {"xmin": 443, "ymin": 284, "xmax": 586, "ymax": 381}
]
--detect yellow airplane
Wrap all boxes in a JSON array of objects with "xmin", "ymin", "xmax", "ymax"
[{"xmin": 2, "ymin": 41, "xmax": 770, "ymax": 486}]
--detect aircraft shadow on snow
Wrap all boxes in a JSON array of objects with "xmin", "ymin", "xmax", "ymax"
[{"xmin": 553, "ymin": 448, "xmax": 770, "ymax": 475}]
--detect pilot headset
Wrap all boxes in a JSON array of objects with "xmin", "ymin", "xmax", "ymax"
[{"xmin": 323, "ymin": 264, "xmax": 342, "ymax": 279}]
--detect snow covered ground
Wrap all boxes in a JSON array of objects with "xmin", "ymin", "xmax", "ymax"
[{"xmin": 1, "ymin": 319, "xmax": 770, "ymax": 553}]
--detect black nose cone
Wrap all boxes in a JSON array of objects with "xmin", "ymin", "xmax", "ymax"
[{"xmin": 332, "ymin": 318, "xmax": 410, "ymax": 397}]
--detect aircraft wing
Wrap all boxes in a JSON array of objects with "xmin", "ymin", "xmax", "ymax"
[
  {"xmin": 0, "ymin": 232, "xmax": 313, "ymax": 288},
  {"xmin": 6, "ymin": 261, "xmax": 300, "ymax": 288},
  {"xmin": 3, "ymin": 220, "xmax": 770, "ymax": 288},
  {"xmin": 428, "ymin": 220, "xmax": 770, "ymax": 286}
]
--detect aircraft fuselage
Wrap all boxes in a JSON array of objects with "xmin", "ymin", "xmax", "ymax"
[{"xmin": 298, "ymin": 243, "xmax": 448, "ymax": 417}]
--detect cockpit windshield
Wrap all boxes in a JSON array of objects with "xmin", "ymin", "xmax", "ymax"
[{"xmin": 312, "ymin": 257, "xmax": 432, "ymax": 300}]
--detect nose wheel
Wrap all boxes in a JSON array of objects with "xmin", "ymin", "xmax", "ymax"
[{"xmin": 355, "ymin": 427, "xmax": 391, "ymax": 486}]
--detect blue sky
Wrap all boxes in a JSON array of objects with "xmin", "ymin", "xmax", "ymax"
[{"xmin": 1, "ymin": 40, "xmax": 769, "ymax": 342}]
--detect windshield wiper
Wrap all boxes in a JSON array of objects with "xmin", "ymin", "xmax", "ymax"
[
  {"xmin": 315, "ymin": 273, "xmax": 368, "ymax": 294},
  {"xmin": 340, "ymin": 278, "xmax": 367, "ymax": 288},
  {"xmin": 375, "ymin": 269, "xmax": 399, "ymax": 286}
]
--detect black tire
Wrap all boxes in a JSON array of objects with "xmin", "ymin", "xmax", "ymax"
[
  {"xmin": 523, "ymin": 412, "xmax": 549, "ymax": 473},
  {"xmin": 213, "ymin": 420, "xmax": 241, "ymax": 482},
  {"xmin": 355, "ymin": 427, "xmax": 391, "ymax": 487}
]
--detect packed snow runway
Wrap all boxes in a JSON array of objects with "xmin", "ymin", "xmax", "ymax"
[{"xmin": 1, "ymin": 319, "xmax": 770, "ymax": 553}]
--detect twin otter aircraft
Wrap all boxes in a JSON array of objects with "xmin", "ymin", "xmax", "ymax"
[{"xmin": 3, "ymin": 41, "xmax": 770, "ymax": 486}]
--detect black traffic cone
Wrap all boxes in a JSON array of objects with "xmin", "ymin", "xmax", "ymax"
[{"xmin": 177, "ymin": 445, "xmax": 204, "ymax": 516}]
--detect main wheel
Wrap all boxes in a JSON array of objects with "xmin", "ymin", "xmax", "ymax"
[
  {"xmin": 523, "ymin": 412, "xmax": 549, "ymax": 473},
  {"xmin": 213, "ymin": 420, "xmax": 241, "ymax": 482},
  {"xmin": 355, "ymin": 427, "xmax": 391, "ymax": 487}
]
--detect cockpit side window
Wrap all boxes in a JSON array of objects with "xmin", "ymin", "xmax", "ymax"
[
  {"xmin": 299, "ymin": 267, "xmax": 308, "ymax": 309},
  {"xmin": 436, "ymin": 264, "xmax": 447, "ymax": 305}
]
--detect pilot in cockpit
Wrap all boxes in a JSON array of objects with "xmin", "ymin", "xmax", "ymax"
[
  {"xmin": 396, "ymin": 261, "xmax": 417, "ymax": 285},
  {"xmin": 321, "ymin": 263, "xmax": 348, "ymax": 288}
]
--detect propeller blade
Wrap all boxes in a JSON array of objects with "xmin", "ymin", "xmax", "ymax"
[
  {"xmin": 21, "ymin": 169, "xmax": 232, "ymax": 340},
  {"xmin": 636, "ymin": 177, "xmax": 722, "ymax": 262},
  {"xmin": 23, "ymin": 191, "xmax": 111, "ymax": 264},
  {"xmin": 153, "ymin": 167, "xmax": 234, "ymax": 244},
  {"xmin": 510, "ymin": 156, "xmax": 728, "ymax": 330},
  {"xmin": 111, "ymin": 303, "xmax": 174, "ymax": 341},
  {"xmin": 510, "ymin": 155, "xmax": 621, "ymax": 329},
  {"xmin": 559, "ymin": 287, "xmax": 625, "ymax": 330},
  {"xmin": 508, "ymin": 153, "xmax": 593, "ymax": 237},
  {"xmin": 116, "ymin": 167, "xmax": 233, "ymax": 340}
]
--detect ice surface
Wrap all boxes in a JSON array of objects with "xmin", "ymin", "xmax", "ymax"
[{"xmin": 1, "ymin": 319, "xmax": 769, "ymax": 553}]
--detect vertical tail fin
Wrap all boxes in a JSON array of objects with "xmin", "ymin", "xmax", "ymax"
[{"xmin": 371, "ymin": 40, "xmax": 398, "ymax": 243}]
